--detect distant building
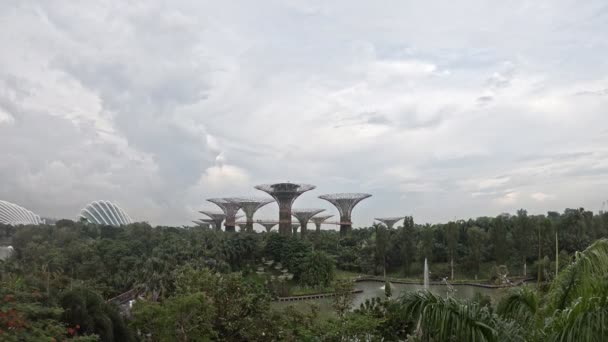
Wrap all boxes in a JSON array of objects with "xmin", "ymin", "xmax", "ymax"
[
  {"xmin": 0, "ymin": 246, "xmax": 14, "ymax": 261},
  {"xmin": 79, "ymin": 201, "xmax": 133, "ymax": 226},
  {"xmin": 0, "ymin": 200, "xmax": 44, "ymax": 225}
]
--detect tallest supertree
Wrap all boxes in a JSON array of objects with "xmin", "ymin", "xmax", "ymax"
[
  {"xmin": 255, "ymin": 182, "xmax": 315, "ymax": 236},
  {"xmin": 319, "ymin": 193, "xmax": 372, "ymax": 235}
]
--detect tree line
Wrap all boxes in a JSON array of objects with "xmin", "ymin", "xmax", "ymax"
[{"xmin": 0, "ymin": 206, "xmax": 607, "ymax": 340}]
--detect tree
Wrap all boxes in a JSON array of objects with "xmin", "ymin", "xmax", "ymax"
[
  {"xmin": 374, "ymin": 224, "xmax": 389, "ymax": 276},
  {"xmin": 60, "ymin": 288, "xmax": 133, "ymax": 342},
  {"xmin": 398, "ymin": 216, "xmax": 417, "ymax": 276},
  {"xmin": 491, "ymin": 216, "xmax": 509, "ymax": 264},
  {"xmin": 399, "ymin": 291, "xmax": 523, "ymax": 342},
  {"xmin": 513, "ymin": 209, "xmax": 532, "ymax": 276},
  {"xmin": 467, "ymin": 226, "xmax": 486, "ymax": 275},
  {"xmin": 384, "ymin": 280, "xmax": 392, "ymax": 298},
  {"xmin": 300, "ymin": 250, "xmax": 335, "ymax": 287},
  {"xmin": 445, "ymin": 221, "xmax": 458, "ymax": 280},
  {"xmin": 131, "ymin": 293, "xmax": 216, "ymax": 341},
  {"xmin": 332, "ymin": 280, "xmax": 355, "ymax": 319},
  {"xmin": 418, "ymin": 225, "xmax": 434, "ymax": 262},
  {"xmin": 0, "ymin": 281, "xmax": 97, "ymax": 341},
  {"xmin": 496, "ymin": 239, "xmax": 608, "ymax": 340}
]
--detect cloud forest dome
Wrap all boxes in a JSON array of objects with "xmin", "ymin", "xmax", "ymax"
[
  {"xmin": 0, "ymin": 200, "xmax": 44, "ymax": 225},
  {"xmin": 80, "ymin": 200, "xmax": 133, "ymax": 226}
]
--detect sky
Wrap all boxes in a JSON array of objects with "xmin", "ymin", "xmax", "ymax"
[{"xmin": 1, "ymin": 0, "xmax": 608, "ymax": 229}]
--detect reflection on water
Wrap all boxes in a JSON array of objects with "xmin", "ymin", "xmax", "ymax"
[
  {"xmin": 273, "ymin": 280, "xmax": 508, "ymax": 315},
  {"xmin": 352, "ymin": 281, "xmax": 506, "ymax": 309}
]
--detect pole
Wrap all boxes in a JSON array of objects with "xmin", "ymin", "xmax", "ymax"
[
  {"xmin": 538, "ymin": 225, "xmax": 542, "ymax": 288},
  {"xmin": 555, "ymin": 230, "xmax": 559, "ymax": 277}
]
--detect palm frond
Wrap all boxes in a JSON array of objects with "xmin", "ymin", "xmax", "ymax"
[
  {"xmin": 545, "ymin": 239, "xmax": 608, "ymax": 313},
  {"xmin": 399, "ymin": 291, "xmax": 521, "ymax": 342},
  {"xmin": 543, "ymin": 295, "xmax": 608, "ymax": 342},
  {"xmin": 497, "ymin": 286, "xmax": 539, "ymax": 327}
]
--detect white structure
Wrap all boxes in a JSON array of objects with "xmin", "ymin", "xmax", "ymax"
[
  {"xmin": 0, "ymin": 246, "xmax": 14, "ymax": 261},
  {"xmin": 80, "ymin": 201, "xmax": 133, "ymax": 226},
  {"xmin": 0, "ymin": 200, "xmax": 44, "ymax": 225}
]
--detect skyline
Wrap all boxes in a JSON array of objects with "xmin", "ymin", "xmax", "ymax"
[{"xmin": 1, "ymin": 1, "xmax": 607, "ymax": 226}]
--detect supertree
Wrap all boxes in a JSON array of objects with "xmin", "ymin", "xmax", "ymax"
[
  {"xmin": 310, "ymin": 214, "xmax": 334, "ymax": 233},
  {"xmin": 236, "ymin": 222, "xmax": 248, "ymax": 232},
  {"xmin": 318, "ymin": 193, "xmax": 372, "ymax": 235},
  {"xmin": 192, "ymin": 219, "xmax": 214, "ymax": 229},
  {"xmin": 291, "ymin": 223, "xmax": 301, "ymax": 235},
  {"xmin": 207, "ymin": 198, "xmax": 242, "ymax": 232},
  {"xmin": 258, "ymin": 221, "xmax": 278, "ymax": 233},
  {"xmin": 375, "ymin": 217, "xmax": 405, "ymax": 229},
  {"xmin": 198, "ymin": 210, "xmax": 226, "ymax": 231},
  {"xmin": 292, "ymin": 208, "xmax": 325, "ymax": 238},
  {"xmin": 254, "ymin": 182, "xmax": 315, "ymax": 235},
  {"xmin": 227, "ymin": 197, "xmax": 274, "ymax": 232}
]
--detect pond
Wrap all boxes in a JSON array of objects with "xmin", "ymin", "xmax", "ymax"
[{"xmin": 273, "ymin": 280, "xmax": 509, "ymax": 316}]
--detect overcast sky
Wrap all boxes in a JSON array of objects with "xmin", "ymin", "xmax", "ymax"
[{"xmin": 1, "ymin": 1, "xmax": 608, "ymax": 228}]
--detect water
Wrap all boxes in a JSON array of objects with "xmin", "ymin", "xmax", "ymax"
[{"xmin": 273, "ymin": 280, "xmax": 508, "ymax": 315}]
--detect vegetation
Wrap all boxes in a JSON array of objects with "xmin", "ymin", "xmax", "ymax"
[{"xmin": 0, "ymin": 207, "xmax": 607, "ymax": 340}]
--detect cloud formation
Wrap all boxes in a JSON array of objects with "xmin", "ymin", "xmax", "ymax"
[{"xmin": 1, "ymin": 1, "xmax": 608, "ymax": 227}]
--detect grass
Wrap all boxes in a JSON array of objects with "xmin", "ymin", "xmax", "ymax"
[{"xmin": 335, "ymin": 270, "xmax": 363, "ymax": 280}]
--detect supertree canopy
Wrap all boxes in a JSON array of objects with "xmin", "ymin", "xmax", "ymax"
[
  {"xmin": 375, "ymin": 217, "xmax": 406, "ymax": 229},
  {"xmin": 258, "ymin": 221, "xmax": 278, "ymax": 233},
  {"xmin": 310, "ymin": 214, "xmax": 334, "ymax": 233},
  {"xmin": 192, "ymin": 219, "xmax": 214, "ymax": 229},
  {"xmin": 199, "ymin": 210, "xmax": 226, "ymax": 231},
  {"xmin": 207, "ymin": 198, "xmax": 242, "ymax": 232},
  {"xmin": 236, "ymin": 222, "xmax": 248, "ymax": 232},
  {"xmin": 227, "ymin": 197, "xmax": 274, "ymax": 233},
  {"xmin": 318, "ymin": 193, "xmax": 372, "ymax": 235},
  {"xmin": 254, "ymin": 182, "xmax": 315, "ymax": 236},
  {"xmin": 292, "ymin": 208, "xmax": 325, "ymax": 238}
]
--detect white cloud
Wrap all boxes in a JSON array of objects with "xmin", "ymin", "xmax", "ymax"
[
  {"xmin": 531, "ymin": 192, "xmax": 555, "ymax": 202},
  {"xmin": 1, "ymin": 1, "xmax": 608, "ymax": 225},
  {"xmin": 476, "ymin": 177, "xmax": 511, "ymax": 190},
  {"xmin": 197, "ymin": 164, "xmax": 250, "ymax": 192},
  {"xmin": 495, "ymin": 191, "xmax": 519, "ymax": 206},
  {"xmin": 0, "ymin": 107, "xmax": 13, "ymax": 125}
]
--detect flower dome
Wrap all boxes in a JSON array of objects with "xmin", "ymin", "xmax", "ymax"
[
  {"xmin": 79, "ymin": 200, "xmax": 133, "ymax": 226},
  {"xmin": 0, "ymin": 200, "xmax": 44, "ymax": 225}
]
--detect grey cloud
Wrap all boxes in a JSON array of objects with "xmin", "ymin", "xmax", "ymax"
[
  {"xmin": 574, "ymin": 88, "xmax": 608, "ymax": 97},
  {"xmin": 477, "ymin": 95, "xmax": 493, "ymax": 104},
  {"xmin": 2, "ymin": 1, "xmax": 608, "ymax": 226}
]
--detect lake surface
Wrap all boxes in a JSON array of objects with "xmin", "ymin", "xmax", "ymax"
[{"xmin": 273, "ymin": 280, "xmax": 508, "ymax": 315}]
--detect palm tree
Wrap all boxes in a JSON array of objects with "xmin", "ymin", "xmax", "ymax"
[
  {"xmin": 399, "ymin": 239, "xmax": 608, "ymax": 342},
  {"xmin": 399, "ymin": 291, "xmax": 523, "ymax": 342},
  {"xmin": 499, "ymin": 239, "xmax": 608, "ymax": 341}
]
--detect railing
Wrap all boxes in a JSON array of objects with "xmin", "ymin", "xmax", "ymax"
[
  {"xmin": 275, "ymin": 290, "xmax": 363, "ymax": 302},
  {"xmin": 107, "ymin": 288, "xmax": 141, "ymax": 305}
]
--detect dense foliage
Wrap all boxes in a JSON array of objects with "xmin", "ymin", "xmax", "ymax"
[{"xmin": 0, "ymin": 207, "xmax": 607, "ymax": 340}]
